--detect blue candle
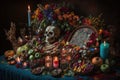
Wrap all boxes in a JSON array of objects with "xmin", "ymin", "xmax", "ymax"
[
  {"xmin": 28, "ymin": 5, "xmax": 31, "ymax": 27},
  {"xmin": 100, "ymin": 41, "xmax": 110, "ymax": 60}
]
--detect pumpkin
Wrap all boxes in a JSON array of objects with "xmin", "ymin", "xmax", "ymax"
[
  {"xmin": 92, "ymin": 57, "xmax": 103, "ymax": 66},
  {"xmin": 4, "ymin": 50, "xmax": 15, "ymax": 58}
]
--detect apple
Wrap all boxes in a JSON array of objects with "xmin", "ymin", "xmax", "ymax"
[
  {"xmin": 16, "ymin": 44, "xmax": 28, "ymax": 55},
  {"xmin": 100, "ymin": 64, "xmax": 109, "ymax": 72},
  {"xmin": 35, "ymin": 52, "xmax": 40, "ymax": 58},
  {"xmin": 28, "ymin": 49, "xmax": 34, "ymax": 55},
  {"xmin": 29, "ymin": 55, "xmax": 34, "ymax": 60}
]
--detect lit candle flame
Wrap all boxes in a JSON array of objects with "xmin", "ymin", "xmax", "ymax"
[
  {"xmin": 54, "ymin": 56, "xmax": 58, "ymax": 61},
  {"xmin": 66, "ymin": 42, "xmax": 69, "ymax": 45},
  {"xmin": 23, "ymin": 62, "xmax": 27, "ymax": 67},
  {"xmin": 46, "ymin": 63, "xmax": 50, "ymax": 67},
  {"xmin": 28, "ymin": 5, "xmax": 31, "ymax": 11},
  {"xmin": 28, "ymin": 5, "xmax": 30, "ymax": 10},
  {"xmin": 46, "ymin": 56, "xmax": 50, "ymax": 60},
  {"xmin": 17, "ymin": 57, "xmax": 21, "ymax": 63}
]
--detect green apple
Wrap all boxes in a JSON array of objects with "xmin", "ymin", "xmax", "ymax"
[
  {"xmin": 35, "ymin": 52, "xmax": 40, "ymax": 58},
  {"xmin": 100, "ymin": 64, "xmax": 109, "ymax": 72},
  {"xmin": 16, "ymin": 44, "xmax": 28, "ymax": 55},
  {"xmin": 29, "ymin": 55, "xmax": 34, "ymax": 60},
  {"xmin": 28, "ymin": 49, "xmax": 34, "ymax": 55}
]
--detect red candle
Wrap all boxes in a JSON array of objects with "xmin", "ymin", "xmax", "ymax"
[{"xmin": 53, "ymin": 56, "xmax": 59, "ymax": 68}]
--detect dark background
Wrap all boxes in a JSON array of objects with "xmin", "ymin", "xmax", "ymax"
[{"xmin": 0, "ymin": 0, "xmax": 120, "ymax": 55}]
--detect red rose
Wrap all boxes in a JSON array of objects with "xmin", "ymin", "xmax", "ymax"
[
  {"xmin": 82, "ymin": 18, "xmax": 91, "ymax": 25},
  {"xmin": 103, "ymin": 30, "xmax": 110, "ymax": 37},
  {"xmin": 38, "ymin": 13, "xmax": 43, "ymax": 21}
]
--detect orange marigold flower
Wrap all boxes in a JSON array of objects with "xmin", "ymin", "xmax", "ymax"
[
  {"xmin": 35, "ymin": 8, "xmax": 41, "ymax": 16},
  {"xmin": 69, "ymin": 21, "xmax": 76, "ymax": 26},
  {"xmin": 70, "ymin": 12, "xmax": 75, "ymax": 16},
  {"xmin": 73, "ymin": 15, "xmax": 79, "ymax": 21},
  {"xmin": 68, "ymin": 17, "xmax": 72, "ymax": 21},
  {"xmin": 58, "ymin": 15, "xmax": 63, "ymax": 21},
  {"xmin": 82, "ymin": 18, "xmax": 91, "ymax": 25},
  {"xmin": 44, "ymin": 4, "xmax": 50, "ymax": 10},
  {"xmin": 63, "ymin": 14, "xmax": 68, "ymax": 20},
  {"xmin": 32, "ymin": 15, "xmax": 35, "ymax": 19},
  {"xmin": 54, "ymin": 8, "xmax": 61, "ymax": 15},
  {"xmin": 99, "ymin": 29, "xmax": 103, "ymax": 35}
]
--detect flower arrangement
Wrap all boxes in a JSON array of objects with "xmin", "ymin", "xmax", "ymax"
[
  {"xmin": 31, "ymin": 3, "xmax": 110, "ymax": 42},
  {"xmin": 31, "ymin": 3, "xmax": 81, "ymax": 36}
]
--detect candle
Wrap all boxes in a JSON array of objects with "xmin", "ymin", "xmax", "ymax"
[
  {"xmin": 22, "ymin": 62, "xmax": 27, "ymax": 69},
  {"xmin": 16, "ymin": 57, "xmax": 21, "ymax": 63},
  {"xmin": 45, "ymin": 56, "xmax": 52, "ymax": 68},
  {"xmin": 46, "ymin": 63, "xmax": 51, "ymax": 68},
  {"xmin": 28, "ymin": 5, "xmax": 31, "ymax": 27},
  {"xmin": 100, "ymin": 41, "xmax": 110, "ymax": 60},
  {"xmin": 16, "ymin": 57, "xmax": 22, "ymax": 68},
  {"xmin": 53, "ymin": 56, "xmax": 59, "ymax": 68}
]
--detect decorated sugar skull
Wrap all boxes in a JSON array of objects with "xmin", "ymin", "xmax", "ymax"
[{"xmin": 44, "ymin": 25, "xmax": 60, "ymax": 44}]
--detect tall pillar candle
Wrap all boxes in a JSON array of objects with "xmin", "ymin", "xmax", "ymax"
[
  {"xmin": 100, "ymin": 41, "xmax": 110, "ymax": 60},
  {"xmin": 28, "ymin": 5, "xmax": 31, "ymax": 27}
]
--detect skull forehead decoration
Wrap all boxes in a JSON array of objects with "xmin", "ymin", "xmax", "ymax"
[{"xmin": 44, "ymin": 25, "xmax": 60, "ymax": 44}]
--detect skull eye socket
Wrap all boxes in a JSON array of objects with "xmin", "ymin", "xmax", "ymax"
[{"xmin": 49, "ymin": 32, "xmax": 53, "ymax": 35}]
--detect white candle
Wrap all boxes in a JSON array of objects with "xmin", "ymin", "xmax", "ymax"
[{"xmin": 28, "ymin": 5, "xmax": 31, "ymax": 27}]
